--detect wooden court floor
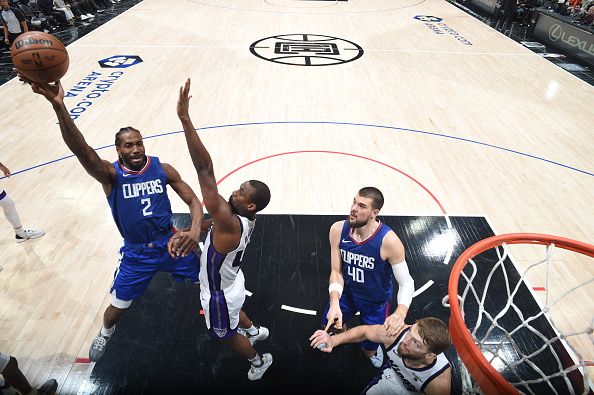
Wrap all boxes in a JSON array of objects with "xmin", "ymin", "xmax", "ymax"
[{"xmin": 0, "ymin": 0, "xmax": 592, "ymax": 393}]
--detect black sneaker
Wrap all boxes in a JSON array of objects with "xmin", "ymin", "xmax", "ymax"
[{"xmin": 37, "ymin": 378, "xmax": 58, "ymax": 395}]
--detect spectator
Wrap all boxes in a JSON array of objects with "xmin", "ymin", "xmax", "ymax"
[
  {"xmin": 37, "ymin": 0, "xmax": 69, "ymax": 25},
  {"xmin": 53, "ymin": 0, "xmax": 75, "ymax": 24},
  {"xmin": 0, "ymin": 0, "xmax": 28, "ymax": 49},
  {"xmin": 581, "ymin": 3, "xmax": 594, "ymax": 24},
  {"xmin": 65, "ymin": 0, "xmax": 93, "ymax": 20}
]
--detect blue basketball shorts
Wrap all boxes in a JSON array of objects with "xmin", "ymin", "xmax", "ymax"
[
  {"xmin": 322, "ymin": 292, "xmax": 390, "ymax": 351},
  {"xmin": 110, "ymin": 238, "xmax": 199, "ymax": 303}
]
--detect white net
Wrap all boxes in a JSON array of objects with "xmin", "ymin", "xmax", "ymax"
[{"xmin": 448, "ymin": 240, "xmax": 594, "ymax": 395}]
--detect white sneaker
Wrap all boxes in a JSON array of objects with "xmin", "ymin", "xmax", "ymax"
[
  {"xmin": 370, "ymin": 345, "xmax": 384, "ymax": 368},
  {"xmin": 80, "ymin": 14, "xmax": 88, "ymax": 20},
  {"xmin": 238, "ymin": 325, "xmax": 269, "ymax": 345},
  {"xmin": 15, "ymin": 229, "xmax": 45, "ymax": 243},
  {"xmin": 86, "ymin": 13, "xmax": 94, "ymax": 18},
  {"xmin": 89, "ymin": 328, "xmax": 114, "ymax": 362},
  {"xmin": 247, "ymin": 353, "xmax": 273, "ymax": 380}
]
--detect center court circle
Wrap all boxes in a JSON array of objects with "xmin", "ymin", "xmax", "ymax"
[{"xmin": 250, "ymin": 34, "xmax": 364, "ymax": 66}]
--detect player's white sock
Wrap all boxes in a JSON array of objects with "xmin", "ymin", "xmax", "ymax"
[
  {"xmin": 101, "ymin": 325, "xmax": 115, "ymax": 337},
  {"xmin": 246, "ymin": 325, "xmax": 259, "ymax": 336},
  {"xmin": 248, "ymin": 354, "xmax": 263, "ymax": 367},
  {"xmin": 0, "ymin": 194, "xmax": 23, "ymax": 232}
]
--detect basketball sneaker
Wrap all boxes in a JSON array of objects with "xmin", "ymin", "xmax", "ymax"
[
  {"xmin": 15, "ymin": 228, "xmax": 45, "ymax": 243},
  {"xmin": 369, "ymin": 345, "xmax": 384, "ymax": 368},
  {"xmin": 240, "ymin": 325, "xmax": 269, "ymax": 345},
  {"xmin": 37, "ymin": 378, "xmax": 58, "ymax": 395},
  {"xmin": 247, "ymin": 353, "xmax": 273, "ymax": 381},
  {"xmin": 89, "ymin": 329, "xmax": 113, "ymax": 362}
]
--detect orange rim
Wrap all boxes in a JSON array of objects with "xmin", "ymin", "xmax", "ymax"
[{"xmin": 448, "ymin": 233, "xmax": 594, "ymax": 395}]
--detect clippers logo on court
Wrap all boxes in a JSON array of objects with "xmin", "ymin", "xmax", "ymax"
[
  {"xmin": 414, "ymin": 16, "xmax": 473, "ymax": 46},
  {"xmin": 63, "ymin": 55, "xmax": 142, "ymax": 121},
  {"xmin": 250, "ymin": 34, "xmax": 364, "ymax": 66},
  {"xmin": 413, "ymin": 15, "xmax": 443, "ymax": 22},
  {"xmin": 98, "ymin": 55, "xmax": 143, "ymax": 68}
]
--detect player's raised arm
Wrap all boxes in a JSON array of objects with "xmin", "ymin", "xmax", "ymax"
[
  {"xmin": 326, "ymin": 220, "xmax": 345, "ymax": 329},
  {"xmin": 177, "ymin": 78, "xmax": 238, "ymax": 234},
  {"xmin": 27, "ymin": 79, "xmax": 114, "ymax": 192},
  {"xmin": 382, "ymin": 232, "xmax": 414, "ymax": 336}
]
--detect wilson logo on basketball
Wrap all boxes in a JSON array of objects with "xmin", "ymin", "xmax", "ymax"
[{"xmin": 15, "ymin": 37, "xmax": 54, "ymax": 49}]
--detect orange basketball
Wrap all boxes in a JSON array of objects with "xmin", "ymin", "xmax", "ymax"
[{"xmin": 11, "ymin": 32, "xmax": 69, "ymax": 84}]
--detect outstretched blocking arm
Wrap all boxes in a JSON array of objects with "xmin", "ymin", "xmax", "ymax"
[
  {"xmin": 326, "ymin": 221, "xmax": 345, "ymax": 329},
  {"xmin": 27, "ymin": 80, "xmax": 114, "ymax": 193},
  {"xmin": 382, "ymin": 232, "xmax": 415, "ymax": 336},
  {"xmin": 162, "ymin": 163, "xmax": 203, "ymax": 257},
  {"xmin": 176, "ymin": 79, "xmax": 238, "ymax": 238},
  {"xmin": 310, "ymin": 324, "xmax": 394, "ymax": 353}
]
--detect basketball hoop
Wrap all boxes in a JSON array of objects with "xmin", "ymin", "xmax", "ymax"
[{"xmin": 446, "ymin": 233, "xmax": 594, "ymax": 395}]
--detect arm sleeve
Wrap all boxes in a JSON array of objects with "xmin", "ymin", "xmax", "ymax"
[{"xmin": 392, "ymin": 260, "xmax": 414, "ymax": 308}]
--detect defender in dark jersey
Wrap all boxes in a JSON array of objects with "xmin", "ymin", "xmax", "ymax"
[
  {"xmin": 323, "ymin": 187, "xmax": 415, "ymax": 367},
  {"xmin": 28, "ymin": 80, "xmax": 204, "ymax": 362},
  {"xmin": 310, "ymin": 317, "xmax": 452, "ymax": 395},
  {"xmin": 172, "ymin": 78, "xmax": 273, "ymax": 380}
]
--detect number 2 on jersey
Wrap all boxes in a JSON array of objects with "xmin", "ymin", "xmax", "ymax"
[{"xmin": 141, "ymin": 198, "xmax": 153, "ymax": 216}]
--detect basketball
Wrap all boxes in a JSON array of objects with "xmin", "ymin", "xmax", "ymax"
[{"xmin": 11, "ymin": 32, "xmax": 69, "ymax": 84}]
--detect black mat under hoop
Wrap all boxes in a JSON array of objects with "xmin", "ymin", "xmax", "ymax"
[{"xmin": 88, "ymin": 214, "xmax": 581, "ymax": 394}]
